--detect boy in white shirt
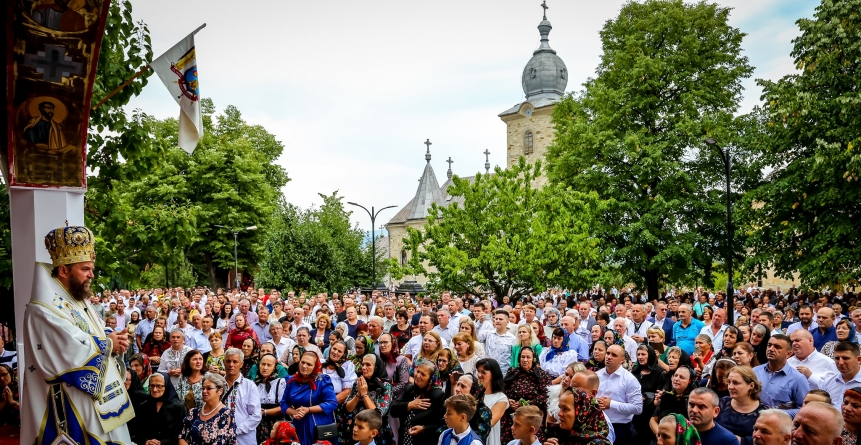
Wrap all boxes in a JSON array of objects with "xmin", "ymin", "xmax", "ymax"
[
  {"xmin": 439, "ymin": 395, "xmax": 483, "ymax": 445},
  {"xmin": 506, "ymin": 406, "xmax": 542, "ymax": 445}
]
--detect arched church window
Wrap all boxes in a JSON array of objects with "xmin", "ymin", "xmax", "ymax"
[
  {"xmin": 524, "ymin": 130, "xmax": 534, "ymax": 155},
  {"xmin": 401, "ymin": 250, "xmax": 408, "ymax": 266}
]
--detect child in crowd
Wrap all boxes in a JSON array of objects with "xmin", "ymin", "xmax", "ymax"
[
  {"xmin": 353, "ymin": 409, "xmax": 382, "ymax": 445},
  {"xmin": 507, "ymin": 406, "xmax": 542, "ymax": 445},
  {"xmin": 439, "ymin": 394, "xmax": 483, "ymax": 445}
]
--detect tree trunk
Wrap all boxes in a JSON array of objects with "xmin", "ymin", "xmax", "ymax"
[
  {"xmin": 204, "ymin": 252, "xmax": 222, "ymax": 289},
  {"xmin": 644, "ymin": 270, "xmax": 660, "ymax": 303}
]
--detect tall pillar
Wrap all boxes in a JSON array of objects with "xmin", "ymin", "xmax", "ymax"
[{"xmin": 9, "ymin": 189, "xmax": 85, "ymax": 368}]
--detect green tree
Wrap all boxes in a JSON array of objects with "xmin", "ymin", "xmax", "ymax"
[
  {"xmin": 257, "ymin": 192, "xmax": 376, "ymax": 292},
  {"xmin": 395, "ymin": 159, "xmax": 601, "ymax": 300},
  {"xmin": 741, "ymin": 0, "xmax": 861, "ymax": 288},
  {"xmin": 545, "ymin": 0, "xmax": 759, "ymax": 299}
]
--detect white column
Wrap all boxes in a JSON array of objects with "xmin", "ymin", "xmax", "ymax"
[{"xmin": 9, "ymin": 188, "xmax": 85, "ymax": 368}]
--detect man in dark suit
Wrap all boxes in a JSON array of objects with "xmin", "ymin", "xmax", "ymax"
[{"xmin": 411, "ymin": 297, "xmax": 435, "ymax": 326}]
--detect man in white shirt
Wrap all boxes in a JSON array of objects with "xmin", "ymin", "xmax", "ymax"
[
  {"xmin": 186, "ymin": 313, "xmax": 211, "ymax": 353},
  {"xmin": 787, "ymin": 329, "xmax": 837, "ymax": 390},
  {"xmin": 157, "ymin": 329, "xmax": 193, "ymax": 386},
  {"xmin": 266, "ymin": 323, "xmax": 295, "ymax": 360},
  {"xmin": 699, "ymin": 308, "xmax": 728, "ymax": 352},
  {"xmin": 629, "ymin": 304, "xmax": 654, "ymax": 344},
  {"xmin": 289, "ymin": 307, "xmax": 311, "ymax": 340},
  {"xmin": 820, "ymin": 341, "xmax": 861, "ymax": 409},
  {"xmin": 223, "ymin": 348, "xmax": 262, "ymax": 445},
  {"xmin": 433, "ymin": 308, "xmax": 459, "ymax": 343},
  {"xmin": 478, "ymin": 309, "xmax": 517, "ymax": 375},
  {"xmin": 612, "ymin": 318, "xmax": 639, "ymax": 359},
  {"xmin": 518, "ymin": 304, "xmax": 539, "ymax": 326},
  {"xmin": 472, "ymin": 301, "xmax": 494, "ymax": 335},
  {"xmin": 596, "ymin": 344, "xmax": 642, "ymax": 443}
]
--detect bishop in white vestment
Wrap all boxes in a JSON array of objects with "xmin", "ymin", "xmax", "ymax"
[{"xmin": 21, "ymin": 226, "xmax": 134, "ymax": 445}]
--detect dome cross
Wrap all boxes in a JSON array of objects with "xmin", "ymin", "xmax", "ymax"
[{"xmin": 541, "ymin": 1, "xmax": 548, "ymax": 20}]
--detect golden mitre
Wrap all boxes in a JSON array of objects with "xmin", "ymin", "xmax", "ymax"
[{"xmin": 44, "ymin": 226, "xmax": 96, "ymax": 267}]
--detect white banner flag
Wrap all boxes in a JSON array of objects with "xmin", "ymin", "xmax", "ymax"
[{"xmin": 151, "ymin": 33, "xmax": 202, "ymax": 154}]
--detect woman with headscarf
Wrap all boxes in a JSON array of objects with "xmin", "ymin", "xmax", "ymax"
[
  {"xmin": 334, "ymin": 322, "xmax": 357, "ymax": 356},
  {"xmin": 280, "ymin": 351, "xmax": 339, "ymax": 445},
  {"xmin": 552, "ymin": 387, "xmax": 612, "ymax": 445},
  {"xmin": 129, "ymin": 353, "xmax": 154, "ymax": 394},
  {"xmin": 322, "ymin": 340, "xmax": 358, "ymax": 406},
  {"xmin": 339, "ymin": 354, "xmax": 394, "ymax": 445},
  {"xmin": 125, "ymin": 368, "xmax": 149, "ymax": 443},
  {"xmin": 651, "ymin": 366, "xmax": 697, "ymax": 436},
  {"xmin": 822, "ymin": 319, "xmax": 858, "ymax": 358},
  {"xmin": 632, "ymin": 345, "xmax": 662, "ymax": 445},
  {"xmin": 350, "ymin": 335, "xmax": 375, "ymax": 369},
  {"xmin": 603, "ymin": 329, "xmax": 634, "ymax": 371},
  {"xmin": 540, "ymin": 328, "xmax": 580, "ymax": 380},
  {"xmin": 452, "ymin": 374, "xmax": 492, "ymax": 444},
  {"xmin": 530, "ymin": 321, "xmax": 550, "ymax": 349},
  {"xmin": 656, "ymin": 414, "xmax": 701, "ymax": 445},
  {"xmin": 749, "ymin": 324, "xmax": 771, "ymax": 366},
  {"xmin": 379, "ymin": 333, "xmax": 410, "ymax": 442},
  {"xmin": 436, "ymin": 349, "xmax": 464, "ymax": 399},
  {"xmin": 586, "ymin": 340, "xmax": 607, "ymax": 372},
  {"xmin": 658, "ymin": 347, "xmax": 694, "ymax": 392},
  {"xmin": 139, "ymin": 373, "xmax": 188, "ymax": 445},
  {"xmin": 500, "ymin": 346, "xmax": 553, "ymax": 444},
  {"xmin": 249, "ymin": 342, "xmax": 291, "ymax": 380},
  {"xmin": 841, "ymin": 387, "xmax": 861, "ymax": 445},
  {"xmin": 256, "ymin": 353, "xmax": 288, "ymax": 444},
  {"xmin": 239, "ymin": 336, "xmax": 261, "ymax": 377},
  {"xmin": 543, "ymin": 308, "xmax": 562, "ymax": 336},
  {"xmin": 0, "ymin": 364, "xmax": 19, "ymax": 426},
  {"xmin": 390, "ymin": 360, "xmax": 446, "ymax": 445}
]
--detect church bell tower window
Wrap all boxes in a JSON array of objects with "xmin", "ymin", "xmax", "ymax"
[{"xmin": 524, "ymin": 130, "xmax": 534, "ymax": 155}]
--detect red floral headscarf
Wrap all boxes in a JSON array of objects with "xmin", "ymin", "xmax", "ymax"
[{"xmin": 286, "ymin": 351, "xmax": 323, "ymax": 390}]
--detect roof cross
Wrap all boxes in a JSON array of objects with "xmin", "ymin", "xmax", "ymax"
[
  {"xmin": 484, "ymin": 149, "xmax": 491, "ymax": 174},
  {"xmin": 541, "ymin": 0, "xmax": 549, "ymax": 20},
  {"xmin": 424, "ymin": 139, "xmax": 432, "ymax": 163},
  {"xmin": 446, "ymin": 157, "xmax": 454, "ymax": 179}
]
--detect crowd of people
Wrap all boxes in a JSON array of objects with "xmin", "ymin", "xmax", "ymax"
[{"xmin": 5, "ymin": 284, "xmax": 861, "ymax": 445}]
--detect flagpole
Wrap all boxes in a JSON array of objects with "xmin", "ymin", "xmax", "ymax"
[{"xmin": 91, "ymin": 23, "xmax": 207, "ymax": 111}]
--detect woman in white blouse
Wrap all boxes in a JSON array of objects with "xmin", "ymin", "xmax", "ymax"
[
  {"xmin": 539, "ymin": 328, "xmax": 580, "ymax": 381},
  {"xmin": 256, "ymin": 353, "xmax": 288, "ymax": 444},
  {"xmin": 456, "ymin": 317, "xmax": 486, "ymax": 358},
  {"xmin": 321, "ymin": 340, "xmax": 357, "ymax": 403}
]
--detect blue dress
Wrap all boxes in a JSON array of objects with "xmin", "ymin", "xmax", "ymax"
[
  {"xmin": 280, "ymin": 374, "xmax": 339, "ymax": 445},
  {"xmin": 715, "ymin": 397, "xmax": 765, "ymax": 445}
]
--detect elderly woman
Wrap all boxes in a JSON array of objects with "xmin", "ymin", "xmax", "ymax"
[
  {"xmin": 543, "ymin": 307, "xmax": 562, "ymax": 336},
  {"xmin": 411, "ymin": 332, "xmax": 444, "ymax": 375},
  {"xmin": 280, "ymin": 351, "xmax": 339, "ymax": 445},
  {"xmin": 691, "ymin": 334, "xmax": 715, "ymax": 375},
  {"xmin": 650, "ymin": 366, "xmax": 697, "ymax": 436},
  {"xmin": 822, "ymin": 319, "xmax": 858, "ymax": 358},
  {"xmin": 540, "ymin": 328, "xmax": 580, "ymax": 380},
  {"xmin": 179, "ymin": 373, "xmax": 235, "ymax": 445},
  {"xmin": 750, "ymin": 324, "xmax": 771, "ymax": 366},
  {"xmin": 239, "ymin": 337, "xmax": 261, "ymax": 377},
  {"xmin": 658, "ymin": 347, "xmax": 693, "ymax": 392},
  {"xmin": 554, "ymin": 387, "xmax": 611, "ymax": 445},
  {"xmin": 129, "ymin": 353, "xmax": 154, "ymax": 393},
  {"xmin": 256, "ymin": 353, "xmax": 288, "ymax": 444},
  {"xmin": 715, "ymin": 366, "xmax": 765, "ymax": 445},
  {"xmin": 390, "ymin": 360, "xmax": 446, "ymax": 445},
  {"xmin": 841, "ymin": 387, "xmax": 861, "ymax": 445},
  {"xmin": 500, "ymin": 346, "xmax": 553, "ymax": 444},
  {"xmin": 452, "ymin": 374, "xmax": 492, "ymax": 443},
  {"xmin": 338, "ymin": 354, "xmax": 393, "ymax": 445},
  {"xmin": 140, "ymin": 373, "xmax": 188, "ymax": 445},
  {"xmin": 379, "ymin": 333, "xmax": 410, "ymax": 441},
  {"xmin": 586, "ymin": 340, "xmax": 607, "ymax": 372}
]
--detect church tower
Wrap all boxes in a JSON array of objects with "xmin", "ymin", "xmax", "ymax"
[{"xmin": 499, "ymin": 4, "xmax": 567, "ymax": 184}]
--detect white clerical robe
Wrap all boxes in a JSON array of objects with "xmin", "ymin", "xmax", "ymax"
[{"xmin": 21, "ymin": 263, "xmax": 133, "ymax": 445}]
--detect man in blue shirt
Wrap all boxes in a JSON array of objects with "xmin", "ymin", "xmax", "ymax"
[
  {"xmin": 753, "ymin": 334, "xmax": 809, "ymax": 417},
  {"xmin": 812, "ymin": 307, "xmax": 838, "ymax": 351},
  {"xmin": 672, "ymin": 304, "xmax": 704, "ymax": 355},
  {"xmin": 687, "ymin": 388, "xmax": 738, "ymax": 445}
]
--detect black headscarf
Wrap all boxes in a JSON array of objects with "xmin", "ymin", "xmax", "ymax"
[
  {"xmin": 148, "ymin": 372, "xmax": 180, "ymax": 405},
  {"xmin": 632, "ymin": 345, "xmax": 659, "ymax": 376},
  {"xmin": 504, "ymin": 346, "xmax": 543, "ymax": 383},
  {"xmin": 323, "ymin": 341, "xmax": 348, "ymax": 379},
  {"xmin": 461, "ymin": 373, "xmax": 486, "ymax": 402},
  {"xmin": 752, "ymin": 324, "xmax": 771, "ymax": 365},
  {"xmin": 362, "ymin": 353, "xmax": 390, "ymax": 393}
]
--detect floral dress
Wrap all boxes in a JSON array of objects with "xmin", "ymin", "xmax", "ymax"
[
  {"xmin": 500, "ymin": 367, "xmax": 553, "ymax": 445},
  {"xmin": 336, "ymin": 381, "xmax": 393, "ymax": 445},
  {"xmin": 179, "ymin": 406, "xmax": 236, "ymax": 445},
  {"xmin": 175, "ymin": 376, "xmax": 204, "ymax": 410}
]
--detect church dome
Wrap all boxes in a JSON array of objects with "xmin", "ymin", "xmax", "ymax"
[{"xmin": 521, "ymin": 19, "xmax": 568, "ymax": 101}]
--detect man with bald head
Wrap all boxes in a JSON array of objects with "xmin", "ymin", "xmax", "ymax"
[
  {"xmin": 629, "ymin": 304, "xmax": 653, "ymax": 344},
  {"xmin": 790, "ymin": 402, "xmax": 843, "ymax": 445},
  {"xmin": 699, "ymin": 308, "xmax": 728, "ymax": 352},
  {"xmin": 813, "ymin": 307, "xmax": 838, "ymax": 351},
  {"xmin": 570, "ymin": 370, "xmax": 616, "ymax": 444},
  {"xmin": 787, "ymin": 329, "xmax": 838, "ymax": 390},
  {"xmin": 596, "ymin": 344, "xmax": 642, "ymax": 443},
  {"xmin": 752, "ymin": 409, "xmax": 793, "ymax": 445}
]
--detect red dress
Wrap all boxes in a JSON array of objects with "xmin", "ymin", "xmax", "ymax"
[{"xmin": 225, "ymin": 327, "xmax": 259, "ymax": 349}]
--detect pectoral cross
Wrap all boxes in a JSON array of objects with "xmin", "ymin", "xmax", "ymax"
[{"xmin": 541, "ymin": 1, "xmax": 549, "ymax": 20}]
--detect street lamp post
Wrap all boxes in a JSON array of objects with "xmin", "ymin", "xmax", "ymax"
[
  {"xmin": 214, "ymin": 225, "xmax": 258, "ymax": 290},
  {"xmin": 704, "ymin": 138, "xmax": 734, "ymax": 324},
  {"xmin": 347, "ymin": 202, "xmax": 396, "ymax": 287}
]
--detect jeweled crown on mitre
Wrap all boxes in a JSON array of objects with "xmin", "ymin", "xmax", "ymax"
[{"xmin": 44, "ymin": 226, "xmax": 96, "ymax": 267}]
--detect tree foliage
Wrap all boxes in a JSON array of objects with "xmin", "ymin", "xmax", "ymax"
[
  {"xmin": 395, "ymin": 158, "xmax": 601, "ymax": 300},
  {"xmin": 545, "ymin": 0, "xmax": 759, "ymax": 298},
  {"xmin": 741, "ymin": 0, "xmax": 861, "ymax": 288},
  {"xmin": 256, "ymin": 192, "xmax": 381, "ymax": 292}
]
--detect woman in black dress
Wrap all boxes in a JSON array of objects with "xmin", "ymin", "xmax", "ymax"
[
  {"xmin": 390, "ymin": 361, "xmax": 446, "ymax": 445},
  {"xmin": 138, "ymin": 373, "xmax": 188, "ymax": 445},
  {"xmin": 632, "ymin": 345, "xmax": 661, "ymax": 445}
]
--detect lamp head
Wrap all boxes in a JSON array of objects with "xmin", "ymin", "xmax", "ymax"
[
  {"xmin": 704, "ymin": 138, "xmax": 718, "ymax": 146},
  {"xmin": 245, "ymin": 226, "xmax": 258, "ymax": 231}
]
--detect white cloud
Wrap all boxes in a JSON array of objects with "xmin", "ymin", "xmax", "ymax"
[{"xmin": 125, "ymin": 0, "xmax": 819, "ymax": 231}]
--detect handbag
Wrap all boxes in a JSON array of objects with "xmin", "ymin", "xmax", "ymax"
[{"xmin": 310, "ymin": 384, "xmax": 337, "ymax": 441}]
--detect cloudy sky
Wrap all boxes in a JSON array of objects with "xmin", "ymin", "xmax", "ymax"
[{"xmin": 125, "ymin": 0, "xmax": 820, "ymax": 233}]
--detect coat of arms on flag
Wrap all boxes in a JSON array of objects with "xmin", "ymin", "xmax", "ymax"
[{"xmin": 151, "ymin": 33, "xmax": 203, "ymax": 154}]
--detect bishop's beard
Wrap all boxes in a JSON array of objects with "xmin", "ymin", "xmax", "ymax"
[{"xmin": 68, "ymin": 274, "xmax": 92, "ymax": 301}]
